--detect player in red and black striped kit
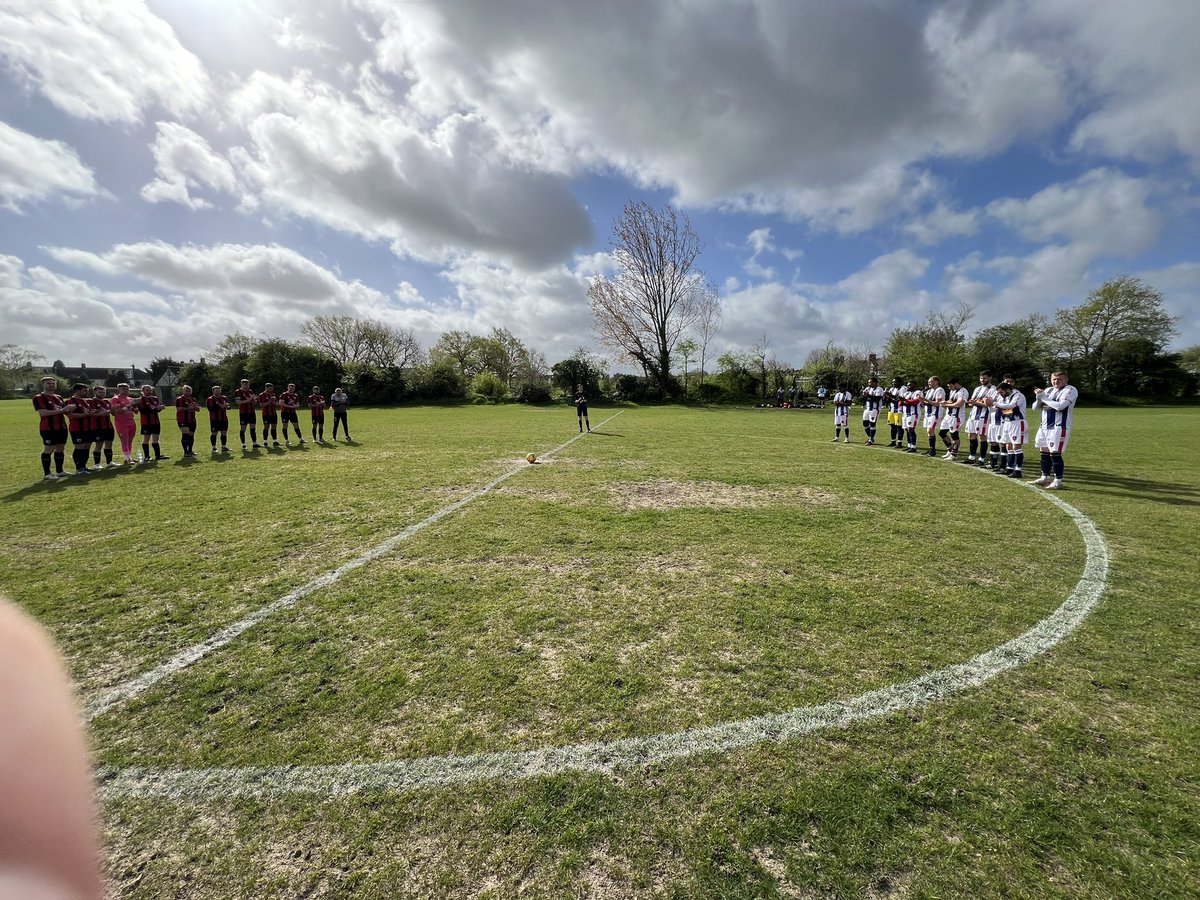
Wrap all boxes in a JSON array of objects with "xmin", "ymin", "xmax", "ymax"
[
  {"xmin": 136, "ymin": 385, "xmax": 169, "ymax": 462},
  {"xmin": 308, "ymin": 386, "xmax": 325, "ymax": 442},
  {"xmin": 90, "ymin": 385, "xmax": 117, "ymax": 468},
  {"xmin": 206, "ymin": 385, "xmax": 231, "ymax": 452},
  {"xmin": 32, "ymin": 377, "xmax": 72, "ymax": 481},
  {"xmin": 175, "ymin": 385, "xmax": 201, "ymax": 457},
  {"xmin": 234, "ymin": 379, "xmax": 259, "ymax": 449},
  {"xmin": 278, "ymin": 383, "xmax": 305, "ymax": 446},
  {"xmin": 66, "ymin": 383, "xmax": 95, "ymax": 475},
  {"xmin": 258, "ymin": 383, "xmax": 280, "ymax": 447}
]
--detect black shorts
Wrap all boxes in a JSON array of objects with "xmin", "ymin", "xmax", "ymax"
[
  {"xmin": 70, "ymin": 430, "xmax": 93, "ymax": 445},
  {"xmin": 239, "ymin": 412, "xmax": 257, "ymax": 426},
  {"xmin": 261, "ymin": 413, "xmax": 277, "ymax": 424},
  {"xmin": 141, "ymin": 423, "xmax": 161, "ymax": 436},
  {"xmin": 281, "ymin": 411, "xmax": 299, "ymax": 424},
  {"xmin": 209, "ymin": 419, "xmax": 228, "ymax": 432},
  {"xmin": 41, "ymin": 428, "xmax": 68, "ymax": 447},
  {"xmin": 576, "ymin": 404, "xmax": 588, "ymax": 416},
  {"xmin": 310, "ymin": 412, "xmax": 324, "ymax": 422},
  {"xmin": 96, "ymin": 426, "xmax": 115, "ymax": 442},
  {"xmin": 178, "ymin": 420, "xmax": 197, "ymax": 431}
]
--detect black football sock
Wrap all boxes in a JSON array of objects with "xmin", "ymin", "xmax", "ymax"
[
  {"xmin": 41, "ymin": 452, "xmax": 51, "ymax": 475},
  {"xmin": 54, "ymin": 451, "xmax": 65, "ymax": 473}
]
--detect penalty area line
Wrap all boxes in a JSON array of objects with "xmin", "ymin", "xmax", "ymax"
[
  {"xmin": 98, "ymin": 469, "xmax": 1109, "ymax": 800},
  {"xmin": 84, "ymin": 411, "xmax": 624, "ymax": 722}
]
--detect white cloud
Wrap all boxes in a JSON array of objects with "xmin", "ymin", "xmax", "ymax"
[
  {"xmin": 23, "ymin": 242, "xmax": 404, "ymax": 361},
  {"xmin": 987, "ymin": 168, "xmax": 1162, "ymax": 255},
  {"xmin": 0, "ymin": 121, "xmax": 103, "ymax": 211},
  {"xmin": 903, "ymin": 203, "xmax": 980, "ymax": 246},
  {"xmin": 1137, "ymin": 261, "xmax": 1200, "ymax": 350},
  {"xmin": 224, "ymin": 70, "xmax": 592, "ymax": 270},
  {"xmin": 354, "ymin": 0, "xmax": 1068, "ymax": 232},
  {"xmin": 1043, "ymin": 0, "xmax": 1200, "ymax": 167},
  {"xmin": 0, "ymin": 0, "xmax": 209, "ymax": 123},
  {"xmin": 141, "ymin": 122, "xmax": 237, "ymax": 209},
  {"xmin": 722, "ymin": 250, "xmax": 932, "ymax": 364}
]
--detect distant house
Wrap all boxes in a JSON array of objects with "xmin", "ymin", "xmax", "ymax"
[{"xmin": 22, "ymin": 364, "xmax": 154, "ymax": 394}]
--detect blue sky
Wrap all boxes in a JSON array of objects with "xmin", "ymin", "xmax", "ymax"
[{"xmin": 1, "ymin": 0, "xmax": 1198, "ymax": 372}]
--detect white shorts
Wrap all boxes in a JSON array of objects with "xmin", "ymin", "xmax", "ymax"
[
  {"xmin": 902, "ymin": 414, "xmax": 918, "ymax": 430},
  {"xmin": 1035, "ymin": 423, "xmax": 1070, "ymax": 453},
  {"xmin": 999, "ymin": 419, "xmax": 1027, "ymax": 446},
  {"xmin": 965, "ymin": 413, "xmax": 987, "ymax": 437},
  {"xmin": 923, "ymin": 414, "xmax": 939, "ymax": 431},
  {"xmin": 862, "ymin": 409, "xmax": 879, "ymax": 424},
  {"xmin": 834, "ymin": 411, "xmax": 848, "ymax": 426},
  {"xmin": 939, "ymin": 412, "xmax": 961, "ymax": 431}
]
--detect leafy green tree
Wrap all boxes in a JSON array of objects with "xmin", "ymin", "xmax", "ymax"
[
  {"xmin": 148, "ymin": 357, "xmax": 183, "ymax": 385},
  {"xmin": 469, "ymin": 371, "xmax": 509, "ymax": 403},
  {"xmin": 243, "ymin": 339, "xmax": 341, "ymax": 393},
  {"xmin": 675, "ymin": 338, "xmax": 698, "ymax": 397},
  {"xmin": 883, "ymin": 304, "xmax": 974, "ymax": 384},
  {"xmin": 410, "ymin": 360, "xmax": 465, "ymax": 401},
  {"xmin": 1048, "ymin": 276, "xmax": 1176, "ymax": 393},
  {"xmin": 550, "ymin": 350, "xmax": 604, "ymax": 399},
  {"xmin": 970, "ymin": 313, "xmax": 1050, "ymax": 391},
  {"xmin": 177, "ymin": 359, "xmax": 216, "ymax": 395},
  {"xmin": 713, "ymin": 351, "xmax": 758, "ymax": 400},
  {"xmin": 1100, "ymin": 338, "xmax": 1192, "ymax": 398},
  {"xmin": 208, "ymin": 333, "xmax": 258, "ymax": 390},
  {"xmin": 348, "ymin": 364, "xmax": 406, "ymax": 403},
  {"xmin": 430, "ymin": 330, "xmax": 484, "ymax": 381}
]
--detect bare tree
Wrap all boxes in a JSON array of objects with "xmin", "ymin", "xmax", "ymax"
[
  {"xmin": 301, "ymin": 316, "xmax": 420, "ymax": 368},
  {"xmin": 301, "ymin": 316, "xmax": 365, "ymax": 364},
  {"xmin": 588, "ymin": 201, "xmax": 705, "ymax": 397},
  {"xmin": 693, "ymin": 282, "xmax": 723, "ymax": 386},
  {"xmin": 359, "ymin": 320, "xmax": 423, "ymax": 369}
]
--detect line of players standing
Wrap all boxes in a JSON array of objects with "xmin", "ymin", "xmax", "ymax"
[
  {"xmin": 31, "ymin": 377, "xmax": 352, "ymax": 482},
  {"xmin": 829, "ymin": 370, "xmax": 1079, "ymax": 489}
]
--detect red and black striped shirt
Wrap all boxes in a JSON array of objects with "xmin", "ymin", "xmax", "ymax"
[
  {"xmin": 175, "ymin": 395, "xmax": 199, "ymax": 426},
  {"xmin": 206, "ymin": 394, "xmax": 230, "ymax": 424},
  {"xmin": 137, "ymin": 395, "xmax": 163, "ymax": 427},
  {"xmin": 33, "ymin": 392, "xmax": 68, "ymax": 432},
  {"xmin": 234, "ymin": 388, "xmax": 256, "ymax": 414}
]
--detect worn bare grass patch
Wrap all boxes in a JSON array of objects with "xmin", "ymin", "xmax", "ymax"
[{"xmin": 607, "ymin": 479, "xmax": 838, "ymax": 511}]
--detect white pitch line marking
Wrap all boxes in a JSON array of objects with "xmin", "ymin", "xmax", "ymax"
[
  {"xmin": 98, "ymin": 479, "xmax": 1108, "ymax": 800},
  {"xmin": 84, "ymin": 412, "xmax": 624, "ymax": 722}
]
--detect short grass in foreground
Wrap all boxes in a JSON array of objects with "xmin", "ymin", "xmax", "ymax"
[{"xmin": 1, "ymin": 400, "xmax": 1198, "ymax": 898}]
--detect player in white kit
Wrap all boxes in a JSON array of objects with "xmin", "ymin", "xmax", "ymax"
[
  {"xmin": 938, "ymin": 376, "xmax": 969, "ymax": 459},
  {"xmin": 902, "ymin": 380, "xmax": 922, "ymax": 452},
  {"xmin": 992, "ymin": 377, "xmax": 1028, "ymax": 477},
  {"xmin": 962, "ymin": 370, "xmax": 997, "ymax": 467},
  {"xmin": 1032, "ymin": 371, "xmax": 1079, "ymax": 489},
  {"xmin": 860, "ymin": 377, "xmax": 885, "ymax": 445},
  {"xmin": 921, "ymin": 376, "xmax": 945, "ymax": 457},
  {"xmin": 831, "ymin": 386, "xmax": 852, "ymax": 442},
  {"xmin": 884, "ymin": 377, "xmax": 904, "ymax": 447}
]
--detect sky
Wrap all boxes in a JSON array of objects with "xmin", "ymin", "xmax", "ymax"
[{"xmin": 1, "ymin": 0, "xmax": 1198, "ymax": 373}]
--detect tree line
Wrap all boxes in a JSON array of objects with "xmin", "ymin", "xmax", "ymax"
[{"xmin": 3, "ymin": 203, "xmax": 1196, "ymax": 404}]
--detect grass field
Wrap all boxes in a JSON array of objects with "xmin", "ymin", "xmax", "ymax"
[{"xmin": 2, "ymin": 399, "xmax": 1198, "ymax": 898}]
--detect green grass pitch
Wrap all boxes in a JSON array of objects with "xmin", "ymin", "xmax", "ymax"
[{"xmin": 1, "ymin": 399, "xmax": 1197, "ymax": 898}]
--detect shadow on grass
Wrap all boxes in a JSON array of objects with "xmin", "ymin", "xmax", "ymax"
[{"xmin": 1068, "ymin": 465, "xmax": 1200, "ymax": 507}]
